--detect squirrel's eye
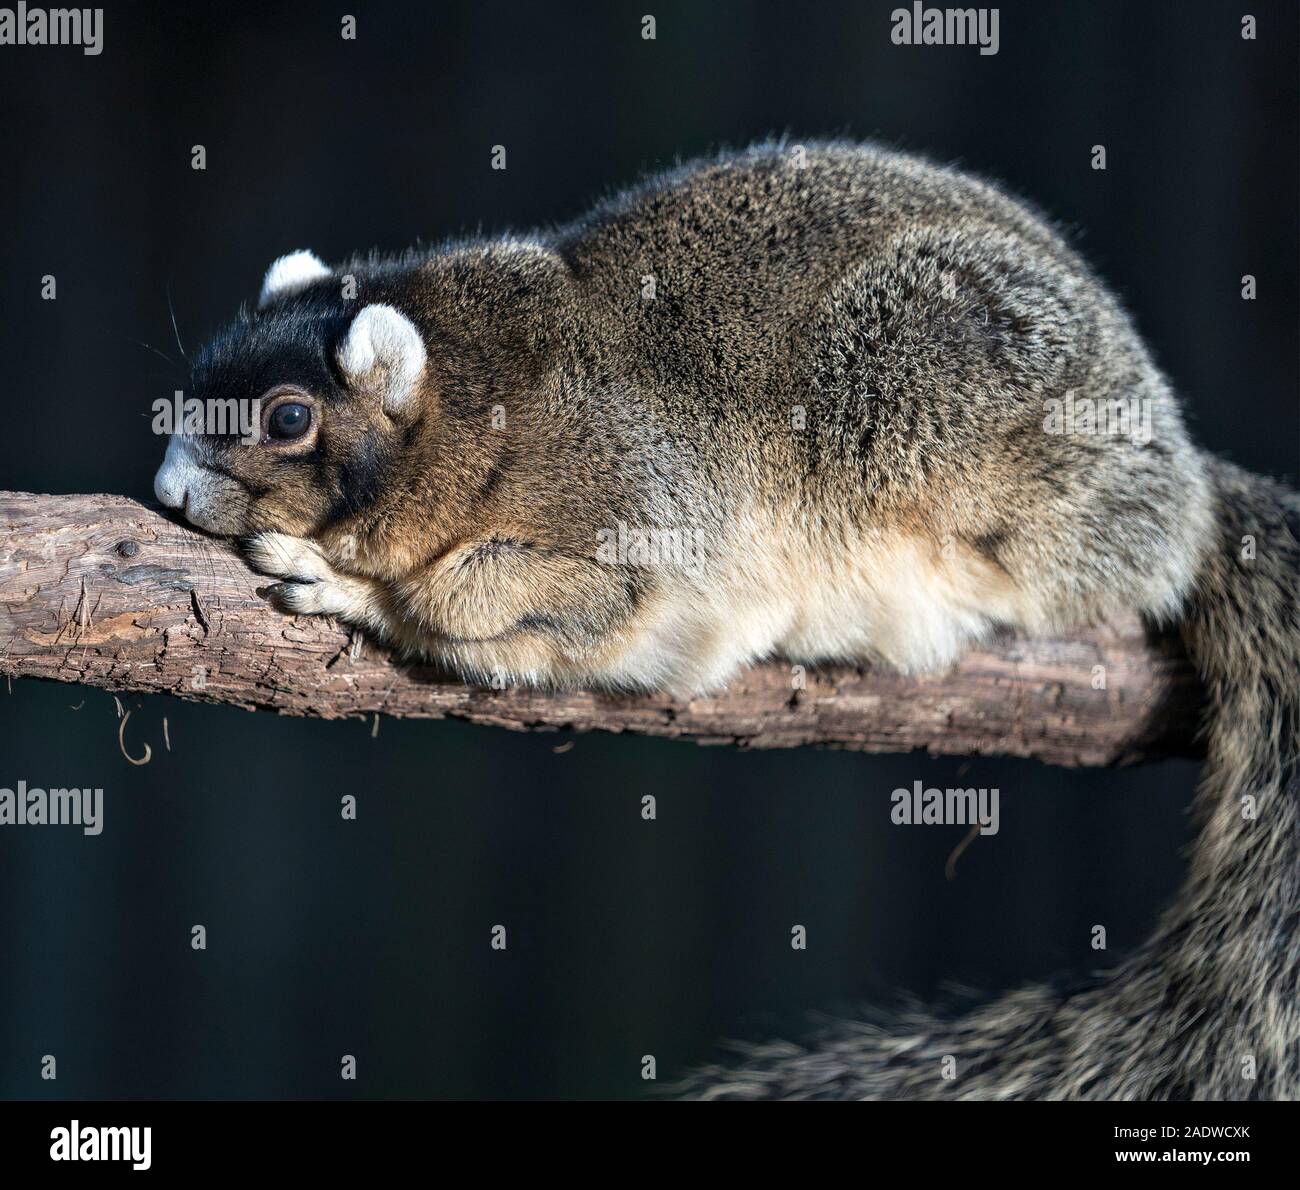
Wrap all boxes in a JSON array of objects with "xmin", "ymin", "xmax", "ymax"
[{"xmin": 268, "ymin": 402, "xmax": 311, "ymax": 440}]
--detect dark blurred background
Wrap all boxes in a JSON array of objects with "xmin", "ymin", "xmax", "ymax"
[{"xmin": 0, "ymin": 0, "xmax": 1294, "ymax": 1099}]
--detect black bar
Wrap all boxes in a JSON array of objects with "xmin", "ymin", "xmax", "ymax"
[{"xmin": 0, "ymin": 1100, "xmax": 1288, "ymax": 1177}]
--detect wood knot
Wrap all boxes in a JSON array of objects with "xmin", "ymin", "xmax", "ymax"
[{"xmin": 115, "ymin": 539, "xmax": 141, "ymax": 558}]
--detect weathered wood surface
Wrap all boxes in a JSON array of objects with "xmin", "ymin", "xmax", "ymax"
[{"xmin": 0, "ymin": 491, "xmax": 1205, "ymax": 766}]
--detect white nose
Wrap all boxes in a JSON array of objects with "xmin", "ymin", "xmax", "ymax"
[
  {"xmin": 154, "ymin": 436, "xmax": 196, "ymax": 511},
  {"xmin": 154, "ymin": 466, "xmax": 184, "ymax": 509}
]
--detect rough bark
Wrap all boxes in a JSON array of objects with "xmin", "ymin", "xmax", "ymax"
[{"xmin": 0, "ymin": 491, "xmax": 1205, "ymax": 766}]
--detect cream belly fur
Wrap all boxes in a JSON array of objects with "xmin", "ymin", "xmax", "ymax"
[
  {"xmin": 773, "ymin": 529, "xmax": 1035, "ymax": 672},
  {"xmin": 459, "ymin": 521, "xmax": 1037, "ymax": 692},
  {"xmin": 621, "ymin": 531, "xmax": 1036, "ymax": 693}
]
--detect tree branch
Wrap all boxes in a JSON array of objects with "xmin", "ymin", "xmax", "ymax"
[{"xmin": 0, "ymin": 491, "xmax": 1204, "ymax": 766}]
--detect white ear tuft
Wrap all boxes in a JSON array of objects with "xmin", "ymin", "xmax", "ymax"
[
  {"xmin": 337, "ymin": 304, "xmax": 427, "ymax": 413},
  {"xmin": 258, "ymin": 250, "xmax": 330, "ymax": 307}
]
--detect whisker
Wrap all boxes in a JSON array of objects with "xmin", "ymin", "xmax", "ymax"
[
  {"xmin": 125, "ymin": 337, "xmax": 180, "ymax": 369},
  {"xmin": 167, "ymin": 285, "xmax": 190, "ymax": 363}
]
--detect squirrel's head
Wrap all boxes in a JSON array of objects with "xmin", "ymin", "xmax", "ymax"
[{"xmin": 153, "ymin": 251, "xmax": 430, "ymax": 537}]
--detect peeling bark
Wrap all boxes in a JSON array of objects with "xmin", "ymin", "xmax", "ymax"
[{"xmin": 0, "ymin": 492, "xmax": 1205, "ymax": 766}]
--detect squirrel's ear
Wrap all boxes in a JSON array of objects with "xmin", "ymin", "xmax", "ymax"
[
  {"xmin": 258, "ymin": 250, "xmax": 330, "ymax": 307},
  {"xmin": 336, "ymin": 303, "xmax": 427, "ymax": 414}
]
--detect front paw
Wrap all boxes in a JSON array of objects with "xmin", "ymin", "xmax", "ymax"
[
  {"xmin": 247, "ymin": 532, "xmax": 342, "ymax": 618},
  {"xmin": 245, "ymin": 535, "xmax": 377, "ymax": 625},
  {"xmin": 244, "ymin": 531, "xmax": 334, "ymax": 585},
  {"xmin": 260, "ymin": 578, "xmax": 342, "ymax": 616}
]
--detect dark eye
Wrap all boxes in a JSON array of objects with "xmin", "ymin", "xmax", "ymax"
[{"xmin": 268, "ymin": 402, "xmax": 311, "ymax": 440}]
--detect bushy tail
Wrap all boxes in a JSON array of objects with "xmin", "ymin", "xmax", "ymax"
[{"xmin": 681, "ymin": 460, "xmax": 1299, "ymax": 1100}]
